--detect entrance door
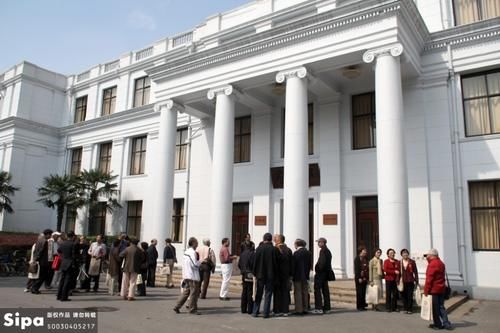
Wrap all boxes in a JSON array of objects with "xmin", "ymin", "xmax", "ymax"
[
  {"xmin": 355, "ymin": 196, "xmax": 379, "ymax": 257},
  {"xmin": 232, "ymin": 202, "xmax": 249, "ymax": 256},
  {"xmin": 308, "ymin": 198, "xmax": 314, "ymax": 266}
]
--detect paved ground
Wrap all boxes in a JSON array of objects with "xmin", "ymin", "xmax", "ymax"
[{"xmin": 0, "ymin": 276, "xmax": 499, "ymax": 333}]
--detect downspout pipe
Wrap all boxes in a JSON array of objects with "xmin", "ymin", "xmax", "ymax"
[{"xmin": 446, "ymin": 43, "xmax": 469, "ymax": 289}]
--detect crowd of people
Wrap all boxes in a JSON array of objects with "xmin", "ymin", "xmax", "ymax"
[
  {"xmin": 24, "ymin": 228, "xmax": 453, "ymax": 330},
  {"xmin": 175, "ymin": 233, "xmax": 335, "ymax": 317},
  {"xmin": 25, "ymin": 229, "xmax": 162, "ymax": 302}
]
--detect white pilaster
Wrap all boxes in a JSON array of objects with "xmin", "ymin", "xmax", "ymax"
[
  {"xmin": 208, "ymin": 85, "xmax": 235, "ymax": 258},
  {"xmin": 363, "ymin": 43, "xmax": 410, "ymax": 253},
  {"xmin": 144, "ymin": 100, "xmax": 181, "ymax": 243},
  {"xmin": 276, "ymin": 66, "xmax": 309, "ymax": 245}
]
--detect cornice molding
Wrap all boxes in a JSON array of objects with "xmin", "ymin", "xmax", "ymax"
[
  {"xmin": 207, "ymin": 85, "xmax": 234, "ymax": 100},
  {"xmin": 424, "ymin": 18, "xmax": 500, "ymax": 52},
  {"xmin": 363, "ymin": 43, "xmax": 404, "ymax": 63},
  {"xmin": 148, "ymin": 0, "xmax": 405, "ymax": 81},
  {"xmin": 275, "ymin": 66, "xmax": 307, "ymax": 83}
]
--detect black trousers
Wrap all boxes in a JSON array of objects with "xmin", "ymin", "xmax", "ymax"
[
  {"xmin": 137, "ymin": 270, "xmax": 147, "ymax": 296},
  {"xmin": 45, "ymin": 264, "xmax": 54, "ymax": 287},
  {"xmin": 241, "ymin": 278, "xmax": 254, "ymax": 314},
  {"xmin": 355, "ymin": 281, "xmax": 368, "ymax": 309},
  {"xmin": 199, "ymin": 263, "xmax": 211, "ymax": 298},
  {"xmin": 31, "ymin": 263, "xmax": 49, "ymax": 292},
  {"xmin": 273, "ymin": 279, "xmax": 290, "ymax": 314},
  {"xmin": 385, "ymin": 280, "xmax": 398, "ymax": 311},
  {"xmin": 402, "ymin": 282, "xmax": 415, "ymax": 311},
  {"xmin": 89, "ymin": 274, "xmax": 100, "ymax": 291},
  {"xmin": 57, "ymin": 268, "xmax": 74, "ymax": 300},
  {"xmin": 314, "ymin": 275, "xmax": 331, "ymax": 311},
  {"xmin": 147, "ymin": 264, "xmax": 156, "ymax": 287},
  {"xmin": 253, "ymin": 279, "xmax": 273, "ymax": 317}
]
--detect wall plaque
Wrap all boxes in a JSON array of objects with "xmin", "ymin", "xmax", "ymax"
[
  {"xmin": 255, "ymin": 216, "xmax": 267, "ymax": 226},
  {"xmin": 323, "ymin": 214, "xmax": 337, "ymax": 225}
]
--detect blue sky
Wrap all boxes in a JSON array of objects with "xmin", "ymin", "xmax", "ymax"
[{"xmin": 1, "ymin": 0, "xmax": 251, "ymax": 75}]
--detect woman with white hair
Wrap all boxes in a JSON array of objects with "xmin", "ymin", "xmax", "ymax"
[{"xmin": 196, "ymin": 238, "xmax": 216, "ymax": 299}]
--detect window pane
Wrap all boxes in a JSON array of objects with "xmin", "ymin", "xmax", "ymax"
[
  {"xmin": 471, "ymin": 209, "xmax": 500, "ymax": 249},
  {"xmin": 134, "ymin": 91, "xmax": 142, "ymax": 107},
  {"xmin": 487, "ymin": 73, "xmax": 500, "ymax": 95},
  {"xmin": 241, "ymin": 117, "xmax": 251, "ymax": 134},
  {"xmin": 463, "ymin": 76, "xmax": 487, "ymax": 98},
  {"xmin": 109, "ymin": 99, "xmax": 116, "ymax": 115},
  {"xmin": 490, "ymin": 97, "xmax": 500, "ymax": 133},
  {"xmin": 179, "ymin": 145, "xmax": 186, "ymax": 169},
  {"xmin": 470, "ymin": 182, "xmax": 496, "ymax": 207},
  {"xmin": 143, "ymin": 87, "xmax": 150, "ymax": 105},
  {"xmin": 464, "ymin": 98, "xmax": 491, "ymax": 136},
  {"xmin": 455, "ymin": 0, "xmax": 480, "ymax": 25},
  {"xmin": 241, "ymin": 135, "xmax": 250, "ymax": 162},
  {"xmin": 353, "ymin": 116, "xmax": 373, "ymax": 149},
  {"xmin": 481, "ymin": 0, "xmax": 500, "ymax": 20},
  {"xmin": 352, "ymin": 94, "xmax": 373, "ymax": 116}
]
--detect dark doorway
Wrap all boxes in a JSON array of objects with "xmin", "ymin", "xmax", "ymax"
[
  {"xmin": 355, "ymin": 196, "xmax": 379, "ymax": 258},
  {"xmin": 232, "ymin": 202, "xmax": 249, "ymax": 256}
]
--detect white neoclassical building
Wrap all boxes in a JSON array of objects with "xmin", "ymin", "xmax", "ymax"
[{"xmin": 1, "ymin": 0, "xmax": 500, "ymax": 299}]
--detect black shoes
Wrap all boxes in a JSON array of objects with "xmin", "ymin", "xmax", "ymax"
[{"xmin": 219, "ymin": 297, "xmax": 230, "ymax": 301}]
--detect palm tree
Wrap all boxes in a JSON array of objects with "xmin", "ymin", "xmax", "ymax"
[
  {"xmin": 76, "ymin": 169, "xmax": 121, "ymax": 235},
  {"xmin": 37, "ymin": 174, "xmax": 80, "ymax": 231},
  {"xmin": 0, "ymin": 171, "xmax": 20, "ymax": 214}
]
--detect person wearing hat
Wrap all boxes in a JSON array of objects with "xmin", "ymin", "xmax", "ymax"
[
  {"xmin": 312, "ymin": 237, "xmax": 333, "ymax": 314},
  {"xmin": 424, "ymin": 249, "xmax": 452, "ymax": 330}
]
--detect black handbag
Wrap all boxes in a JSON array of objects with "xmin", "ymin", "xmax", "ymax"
[
  {"xmin": 328, "ymin": 269, "xmax": 336, "ymax": 281},
  {"xmin": 444, "ymin": 271, "xmax": 451, "ymax": 300}
]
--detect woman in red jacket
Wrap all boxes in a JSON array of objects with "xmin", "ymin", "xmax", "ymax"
[
  {"xmin": 424, "ymin": 249, "xmax": 452, "ymax": 330},
  {"xmin": 400, "ymin": 249, "xmax": 418, "ymax": 314},
  {"xmin": 383, "ymin": 248, "xmax": 400, "ymax": 312}
]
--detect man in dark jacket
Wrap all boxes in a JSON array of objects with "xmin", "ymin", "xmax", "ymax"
[
  {"xmin": 313, "ymin": 237, "xmax": 332, "ymax": 314},
  {"xmin": 31, "ymin": 229, "xmax": 53, "ymax": 294},
  {"xmin": 354, "ymin": 247, "xmax": 369, "ymax": 311},
  {"xmin": 56, "ymin": 231, "xmax": 76, "ymax": 301},
  {"xmin": 424, "ymin": 249, "xmax": 452, "ymax": 330},
  {"xmin": 252, "ymin": 233, "xmax": 279, "ymax": 318},
  {"xmin": 292, "ymin": 239, "xmax": 312, "ymax": 315},
  {"xmin": 147, "ymin": 239, "xmax": 159, "ymax": 287},
  {"xmin": 273, "ymin": 234, "xmax": 293, "ymax": 316},
  {"xmin": 238, "ymin": 241, "xmax": 255, "ymax": 314},
  {"xmin": 163, "ymin": 238, "xmax": 177, "ymax": 288}
]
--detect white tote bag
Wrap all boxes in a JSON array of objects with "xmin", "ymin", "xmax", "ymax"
[
  {"xmin": 420, "ymin": 294, "xmax": 433, "ymax": 321},
  {"xmin": 366, "ymin": 285, "xmax": 379, "ymax": 305},
  {"xmin": 414, "ymin": 285, "xmax": 422, "ymax": 306},
  {"xmin": 160, "ymin": 265, "xmax": 171, "ymax": 276}
]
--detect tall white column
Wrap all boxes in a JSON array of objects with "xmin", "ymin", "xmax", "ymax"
[
  {"xmin": 276, "ymin": 67, "xmax": 309, "ymax": 245},
  {"xmin": 146, "ymin": 100, "xmax": 181, "ymax": 243},
  {"xmin": 363, "ymin": 43, "xmax": 410, "ymax": 253},
  {"xmin": 208, "ymin": 85, "xmax": 235, "ymax": 258}
]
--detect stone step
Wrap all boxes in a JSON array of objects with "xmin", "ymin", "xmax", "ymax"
[{"xmin": 156, "ymin": 271, "xmax": 467, "ymax": 311}]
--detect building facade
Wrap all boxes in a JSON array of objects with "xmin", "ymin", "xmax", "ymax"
[{"xmin": 1, "ymin": 0, "xmax": 499, "ymax": 299}]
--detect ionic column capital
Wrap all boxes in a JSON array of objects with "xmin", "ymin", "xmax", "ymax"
[
  {"xmin": 207, "ymin": 85, "xmax": 234, "ymax": 100},
  {"xmin": 154, "ymin": 99, "xmax": 184, "ymax": 113},
  {"xmin": 363, "ymin": 43, "xmax": 404, "ymax": 64},
  {"xmin": 275, "ymin": 66, "xmax": 308, "ymax": 83}
]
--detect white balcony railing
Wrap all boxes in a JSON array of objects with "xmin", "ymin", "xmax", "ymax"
[
  {"xmin": 104, "ymin": 60, "xmax": 120, "ymax": 72},
  {"xmin": 172, "ymin": 32, "xmax": 193, "ymax": 48},
  {"xmin": 135, "ymin": 46, "xmax": 154, "ymax": 61},
  {"xmin": 76, "ymin": 71, "xmax": 90, "ymax": 82}
]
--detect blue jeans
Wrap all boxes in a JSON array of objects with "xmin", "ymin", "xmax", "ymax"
[
  {"xmin": 253, "ymin": 279, "xmax": 273, "ymax": 317},
  {"xmin": 432, "ymin": 293, "xmax": 451, "ymax": 328}
]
